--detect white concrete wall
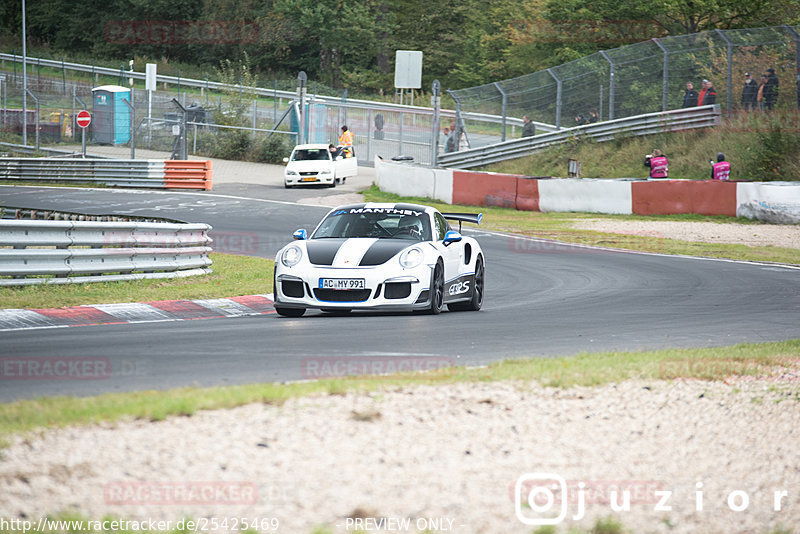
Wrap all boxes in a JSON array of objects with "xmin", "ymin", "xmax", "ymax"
[
  {"xmin": 538, "ymin": 178, "xmax": 633, "ymax": 214},
  {"xmin": 375, "ymin": 157, "xmax": 453, "ymax": 203},
  {"xmin": 737, "ymin": 182, "xmax": 800, "ymax": 224}
]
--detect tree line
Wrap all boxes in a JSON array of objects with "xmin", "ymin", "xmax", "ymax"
[{"xmin": 1, "ymin": 0, "xmax": 798, "ymax": 93}]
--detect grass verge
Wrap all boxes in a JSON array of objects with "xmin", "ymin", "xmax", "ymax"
[
  {"xmin": 362, "ymin": 185, "xmax": 800, "ymax": 265},
  {"xmin": 0, "ymin": 253, "xmax": 274, "ymax": 309},
  {"xmin": 1, "ymin": 339, "xmax": 797, "ymax": 443}
]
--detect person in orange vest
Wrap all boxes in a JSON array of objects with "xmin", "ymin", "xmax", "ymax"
[
  {"xmin": 644, "ymin": 149, "xmax": 669, "ymax": 179},
  {"xmin": 710, "ymin": 153, "xmax": 731, "ymax": 180},
  {"xmin": 338, "ymin": 125, "xmax": 354, "ymax": 157}
]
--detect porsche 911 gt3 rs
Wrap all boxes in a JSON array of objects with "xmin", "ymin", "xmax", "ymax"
[{"xmin": 273, "ymin": 203, "xmax": 485, "ymax": 317}]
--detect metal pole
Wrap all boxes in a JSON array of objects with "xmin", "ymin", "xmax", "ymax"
[
  {"xmin": 398, "ymin": 111, "xmax": 404, "ymax": 155},
  {"xmin": 784, "ymin": 25, "xmax": 800, "ymax": 110},
  {"xmin": 122, "ymin": 97, "xmax": 135, "ymax": 159},
  {"xmin": 171, "ymin": 98, "xmax": 188, "ymax": 160},
  {"xmin": 297, "ymin": 71, "xmax": 307, "ymax": 145},
  {"xmin": 493, "ymin": 82, "xmax": 507, "ymax": 141},
  {"xmin": 600, "ymin": 51, "xmax": 615, "ymax": 120},
  {"xmin": 547, "ymin": 68, "xmax": 562, "ymax": 128},
  {"xmin": 715, "ymin": 30, "xmax": 733, "ymax": 118},
  {"xmin": 653, "ymin": 38, "xmax": 669, "ymax": 111},
  {"xmin": 430, "ymin": 80, "xmax": 441, "ymax": 167},
  {"xmin": 252, "ymin": 99, "xmax": 257, "ymax": 142},
  {"xmin": 366, "ymin": 108, "xmax": 372, "ymax": 163},
  {"xmin": 26, "ymin": 89, "xmax": 38, "ymax": 150},
  {"xmin": 22, "ymin": 0, "xmax": 27, "ymax": 146},
  {"xmin": 74, "ymin": 95, "xmax": 86, "ymax": 145}
]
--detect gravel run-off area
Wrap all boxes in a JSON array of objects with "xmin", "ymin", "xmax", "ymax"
[
  {"xmin": 571, "ymin": 220, "xmax": 800, "ymax": 250},
  {"xmin": 1, "ymin": 375, "xmax": 799, "ymax": 534}
]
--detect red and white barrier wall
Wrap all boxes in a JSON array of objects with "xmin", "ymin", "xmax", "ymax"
[{"xmin": 375, "ymin": 157, "xmax": 800, "ymax": 223}]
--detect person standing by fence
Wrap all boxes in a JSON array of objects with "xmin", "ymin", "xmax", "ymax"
[
  {"xmin": 764, "ymin": 68, "xmax": 779, "ymax": 110},
  {"xmin": 682, "ymin": 82, "xmax": 699, "ymax": 107},
  {"xmin": 521, "ymin": 115, "xmax": 535, "ymax": 137},
  {"xmin": 740, "ymin": 73, "xmax": 758, "ymax": 111},
  {"xmin": 338, "ymin": 125, "xmax": 354, "ymax": 157}
]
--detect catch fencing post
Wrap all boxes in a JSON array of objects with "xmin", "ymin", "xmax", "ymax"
[
  {"xmin": 715, "ymin": 30, "xmax": 733, "ymax": 118},
  {"xmin": 600, "ymin": 51, "xmax": 615, "ymax": 121},
  {"xmin": 653, "ymin": 38, "xmax": 669, "ymax": 111},
  {"xmin": 784, "ymin": 25, "xmax": 800, "ymax": 110},
  {"xmin": 430, "ymin": 79, "xmax": 441, "ymax": 167},
  {"xmin": 547, "ymin": 68, "xmax": 562, "ymax": 128},
  {"xmin": 493, "ymin": 82, "xmax": 507, "ymax": 141}
]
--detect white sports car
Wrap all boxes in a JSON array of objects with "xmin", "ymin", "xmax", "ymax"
[{"xmin": 273, "ymin": 203, "xmax": 485, "ymax": 316}]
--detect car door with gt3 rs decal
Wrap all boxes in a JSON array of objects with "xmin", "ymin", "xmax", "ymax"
[{"xmin": 434, "ymin": 212, "xmax": 471, "ymax": 303}]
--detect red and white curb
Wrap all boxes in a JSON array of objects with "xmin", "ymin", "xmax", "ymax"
[{"xmin": 0, "ymin": 294, "xmax": 275, "ymax": 332}]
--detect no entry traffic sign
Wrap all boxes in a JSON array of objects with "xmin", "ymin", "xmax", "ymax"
[{"xmin": 76, "ymin": 110, "xmax": 92, "ymax": 128}]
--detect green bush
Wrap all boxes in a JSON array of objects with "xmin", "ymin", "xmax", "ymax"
[{"xmin": 250, "ymin": 135, "xmax": 291, "ymax": 164}]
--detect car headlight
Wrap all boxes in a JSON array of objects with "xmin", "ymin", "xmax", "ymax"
[
  {"xmin": 281, "ymin": 245, "xmax": 303, "ymax": 267},
  {"xmin": 399, "ymin": 247, "xmax": 423, "ymax": 269},
  {"xmin": 286, "ymin": 170, "xmax": 297, "ymax": 176}
]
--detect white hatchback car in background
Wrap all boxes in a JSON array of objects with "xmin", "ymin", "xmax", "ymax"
[{"xmin": 282, "ymin": 143, "xmax": 358, "ymax": 188}]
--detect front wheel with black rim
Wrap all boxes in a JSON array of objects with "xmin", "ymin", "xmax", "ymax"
[
  {"xmin": 275, "ymin": 306, "xmax": 305, "ymax": 317},
  {"xmin": 448, "ymin": 256, "xmax": 484, "ymax": 312},
  {"xmin": 426, "ymin": 261, "xmax": 444, "ymax": 315}
]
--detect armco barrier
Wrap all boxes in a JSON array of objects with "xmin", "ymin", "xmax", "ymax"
[
  {"xmin": 0, "ymin": 220, "xmax": 213, "ymax": 286},
  {"xmin": 0, "ymin": 158, "xmax": 212, "ymax": 190},
  {"xmin": 375, "ymin": 157, "xmax": 800, "ymax": 223},
  {"xmin": 438, "ymin": 105, "xmax": 721, "ymax": 169}
]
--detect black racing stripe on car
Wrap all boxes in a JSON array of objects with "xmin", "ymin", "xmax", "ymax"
[
  {"xmin": 359, "ymin": 239, "xmax": 413, "ymax": 266},
  {"xmin": 306, "ymin": 239, "xmax": 347, "ymax": 265}
]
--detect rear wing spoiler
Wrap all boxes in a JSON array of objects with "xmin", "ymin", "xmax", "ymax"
[{"xmin": 442, "ymin": 212, "xmax": 482, "ymax": 232}]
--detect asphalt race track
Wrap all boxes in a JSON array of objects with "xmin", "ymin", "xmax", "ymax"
[{"xmin": 1, "ymin": 185, "xmax": 799, "ymax": 402}]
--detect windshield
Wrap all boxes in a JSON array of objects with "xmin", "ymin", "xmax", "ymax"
[
  {"xmin": 312, "ymin": 208, "xmax": 432, "ymax": 241},
  {"xmin": 291, "ymin": 148, "xmax": 331, "ymax": 161}
]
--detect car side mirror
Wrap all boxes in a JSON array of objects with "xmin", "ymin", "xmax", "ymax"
[
  {"xmin": 282, "ymin": 157, "xmax": 289, "ymax": 164},
  {"xmin": 293, "ymin": 229, "xmax": 307, "ymax": 240},
  {"xmin": 443, "ymin": 230, "xmax": 462, "ymax": 246}
]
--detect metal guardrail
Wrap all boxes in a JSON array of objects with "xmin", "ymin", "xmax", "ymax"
[
  {"xmin": 0, "ymin": 220, "xmax": 213, "ymax": 286},
  {"xmin": 438, "ymin": 105, "xmax": 722, "ymax": 169},
  {"xmin": 1, "ymin": 205, "xmax": 185, "ymax": 223},
  {"xmin": 0, "ymin": 158, "xmax": 212, "ymax": 189}
]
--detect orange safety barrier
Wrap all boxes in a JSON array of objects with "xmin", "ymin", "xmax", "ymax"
[
  {"xmin": 632, "ymin": 180, "xmax": 736, "ymax": 216},
  {"xmin": 452, "ymin": 170, "xmax": 517, "ymax": 208},
  {"xmin": 163, "ymin": 160, "xmax": 213, "ymax": 190},
  {"xmin": 515, "ymin": 177, "xmax": 540, "ymax": 212}
]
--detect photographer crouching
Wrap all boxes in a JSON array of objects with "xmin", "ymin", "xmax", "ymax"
[{"xmin": 644, "ymin": 149, "xmax": 669, "ymax": 179}]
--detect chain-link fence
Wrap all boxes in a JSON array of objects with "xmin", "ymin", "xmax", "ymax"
[
  {"xmin": 2, "ymin": 24, "xmax": 796, "ymax": 166},
  {"xmin": 449, "ymin": 25, "xmax": 800, "ymax": 131}
]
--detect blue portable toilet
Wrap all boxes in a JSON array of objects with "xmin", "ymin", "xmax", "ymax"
[{"xmin": 91, "ymin": 85, "xmax": 131, "ymax": 145}]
